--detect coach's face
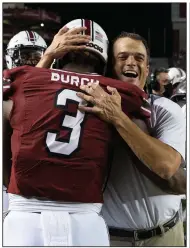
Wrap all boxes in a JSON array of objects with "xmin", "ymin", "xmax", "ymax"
[{"xmin": 113, "ymin": 37, "xmax": 149, "ymax": 89}]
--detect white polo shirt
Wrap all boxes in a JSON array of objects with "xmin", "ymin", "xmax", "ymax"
[{"xmin": 101, "ymin": 97, "xmax": 186, "ymax": 230}]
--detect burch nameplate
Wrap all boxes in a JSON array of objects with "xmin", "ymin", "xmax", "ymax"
[{"xmin": 51, "ymin": 72, "xmax": 99, "ymax": 87}]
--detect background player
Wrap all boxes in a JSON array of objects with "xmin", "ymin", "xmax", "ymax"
[
  {"xmin": 5, "ymin": 30, "xmax": 47, "ymax": 69},
  {"xmin": 3, "ymin": 30, "xmax": 47, "ymax": 217}
]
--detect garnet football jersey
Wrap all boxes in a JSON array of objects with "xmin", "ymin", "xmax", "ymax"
[{"xmin": 3, "ymin": 66, "xmax": 150, "ymax": 203}]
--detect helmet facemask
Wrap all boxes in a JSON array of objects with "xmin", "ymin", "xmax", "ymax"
[
  {"xmin": 5, "ymin": 31, "xmax": 47, "ymax": 69},
  {"xmin": 6, "ymin": 46, "xmax": 45, "ymax": 68}
]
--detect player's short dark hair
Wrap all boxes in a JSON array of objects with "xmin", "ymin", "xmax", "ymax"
[
  {"xmin": 112, "ymin": 32, "xmax": 150, "ymax": 64},
  {"xmin": 56, "ymin": 50, "xmax": 105, "ymax": 75},
  {"xmin": 154, "ymin": 67, "xmax": 168, "ymax": 77}
]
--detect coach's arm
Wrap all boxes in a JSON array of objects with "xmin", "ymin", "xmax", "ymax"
[{"xmin": 77, "ymin": 83, "xmax": 184, "ymax": 181}]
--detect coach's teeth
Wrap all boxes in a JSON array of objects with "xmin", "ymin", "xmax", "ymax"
[{"xmin": 123, "ymin": 71, "xmax": 138, "ymax": 78}]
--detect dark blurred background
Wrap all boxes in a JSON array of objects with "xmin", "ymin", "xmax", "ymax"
[{"xmin": 3, "ymin": 2, "xmax": 186, "ymax": 72}]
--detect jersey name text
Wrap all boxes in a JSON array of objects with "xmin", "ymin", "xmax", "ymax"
[{"xmin": 51, "ymin": 72, "xmax": 99, "ymax": 87}]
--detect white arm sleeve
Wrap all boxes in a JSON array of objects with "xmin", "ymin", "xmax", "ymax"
[{"xmin": 151, "ymin": 97, "xmax": 186, "ymax": 160}]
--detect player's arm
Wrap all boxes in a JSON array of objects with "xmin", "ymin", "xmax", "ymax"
[
  {"xmin": 77, "ymin": 84, "xmax": 184, "ymax": 180},
  {"xmin": 3, "ymin": 100, "xmax": 13, "ymax": 187},
  {"xmin": 36, "ymin": 26, "xmax": 90, "ymax": 68}
]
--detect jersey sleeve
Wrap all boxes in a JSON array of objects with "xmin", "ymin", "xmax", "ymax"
[
  {"xmin": 151, "ymin": 97, "xmax": 186, "ymax": 160},
  {"xmin": 3, "ymin": 66, "xmax": 28, "ymax": 100},
  {"xmin": 3, "ymin": 69, "xmax": 13, "ymax": 100}
]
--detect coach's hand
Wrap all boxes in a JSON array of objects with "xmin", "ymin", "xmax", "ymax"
[
  {"xmin": 36, "ymin": 26, "xmax": 91, "ymax": 68},
  {"xmin": 45, "ymin": 26, "xmax": 91, "ymax": 59},
  {"xmin": 77, "ymin": 83, "xmax": 122, "ymax": 124}
]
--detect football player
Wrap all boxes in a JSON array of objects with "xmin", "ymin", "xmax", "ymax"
[
  {"xmin": 3, "ymin": 30, "xmax": 47, "ymax": 217},
  {"xmin": 168, "ymin": 67, "xmax": 186, "ymax": 96},
  {"xmin": 5, "ymin": 30, "xmax": 47, "ymax": 69}
]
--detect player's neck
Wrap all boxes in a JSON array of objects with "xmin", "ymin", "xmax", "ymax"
[{"xmin": 62, "ymin": 63, "xmax": 96, "ymax": 74}]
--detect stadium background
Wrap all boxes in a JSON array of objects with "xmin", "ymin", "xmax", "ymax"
[{"xmin": 3, "ymin": 2, "xmax": 186, "ymax": 74}]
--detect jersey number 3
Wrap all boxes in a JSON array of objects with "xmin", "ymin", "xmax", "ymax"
[{"xmin": 46, "ymin": 89, "xmax": 86, "ymax": 155}]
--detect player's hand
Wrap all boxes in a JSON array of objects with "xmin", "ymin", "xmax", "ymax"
[
  {"xmin": 77, "ymin": 83, "xmax": 122, "ymax": 124},
  {"xmin": 44, "ymin": 26, "xmax": 91, "ymax": 60}
]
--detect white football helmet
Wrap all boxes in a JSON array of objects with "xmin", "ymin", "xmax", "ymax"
[
  {"xmin": 64, "ymin": 19, "xmax": 109, "ymax": 63},
  {"xmin": 170, "ymin": 79, "xmax": 186, "ymax": 103},
  {"xmin": 5, "ymin": 31, "xmax": 47, "ymax": 69},
  {"xmin": 168, "ymin": 67, "xmax": 186, "ymax": 87}
]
